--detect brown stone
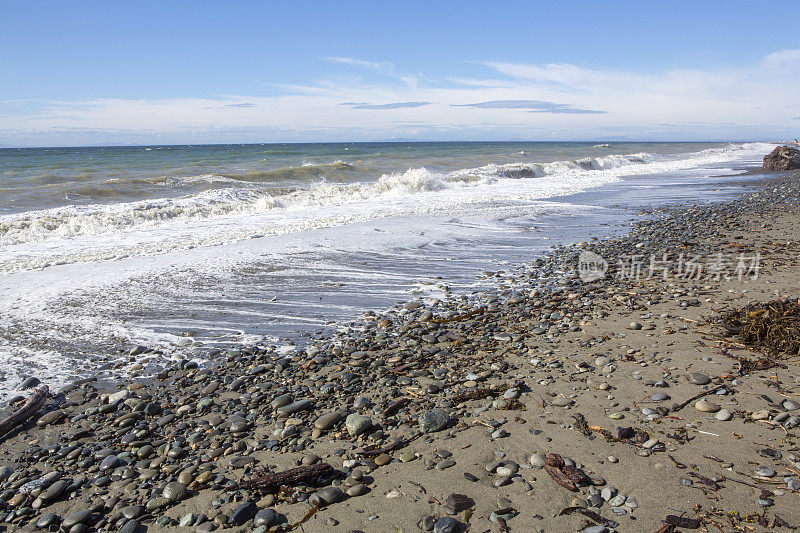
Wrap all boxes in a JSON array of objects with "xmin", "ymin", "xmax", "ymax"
[{"xmin": 763, "ymin": 145, "xmax": 800, "ymax": 171}]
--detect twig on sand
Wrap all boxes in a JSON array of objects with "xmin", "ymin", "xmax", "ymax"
[{"xmin": 672, "ymin": 385, "xmax": 727, "ymax": 412}]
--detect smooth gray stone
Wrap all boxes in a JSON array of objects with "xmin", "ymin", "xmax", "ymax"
[
  {"xmin": 419, "ymin": 409, "xmax": 450, "ymax": 433},
  {"xmin": 310, "ymin": 487, "xmax": 345, "ymax": 506},
  {"xmin": 119, "ymin": 519, "xmax": 142, "ymax": 533},
  {"xmin": 253, "ymin": 509, "xmax": 280, "ymax": 527},
  {"xmin": 345, "ymin": 413, "xmax": 372, "ymax": 437},
  {"xmin": 434, "ymin": 516, "xmax": 460, "ymax": 533},
  {"xmin": 62, "ymin": 509, "xmax": 92, "ymax": 528},
  {"xmin": 163, "ymin": 481, "xmax": 187, "ymax": 502},
  {"xmin": 229, "ymin": 501, "xmax": 257, "ymax": 526},
  {"xmin": 276, "ymin": 399, "xmax": 313, "ymax": 415}
]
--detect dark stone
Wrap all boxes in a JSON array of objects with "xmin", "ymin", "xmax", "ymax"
[
  {"xmin": 253, "ymin": 509, "xmax": 280, "ymax": 527},
  {"xmin": 229, "ymin": 501, "xmax": 257, "ymax": 526},
  {"xmin": 19, "ymin": 377, "xmax": 41, "ymax": 390},
  {"xmin": 118, "ymin": 519, "xmax": 143, "ymax": 533},
  {"xmin": 35, "ymin": 512, "xmax": 59, "ymax": 528},
  {"xmin": 62, "ymin": 509, "xmax": 92, "ymax": 528}
]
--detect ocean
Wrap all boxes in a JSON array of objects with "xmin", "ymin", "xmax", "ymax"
[{"xmin": 0, "ymin": 141, "xmax": 774, "ymax": 397}]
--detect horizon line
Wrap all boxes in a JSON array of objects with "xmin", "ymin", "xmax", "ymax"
[{"xmin": 0, "ymin": 138, "xmax": 779, "ymax": 150}]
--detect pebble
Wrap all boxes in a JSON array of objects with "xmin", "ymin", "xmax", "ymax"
[
  {"xmin": 345, "ymin": 413, "xmax": 372, "ymax": 437},
  {"xmin": 715, "ymin": 409, "xmax": 733, "ymax": 421},
  {"xmin": 783, "ymin": 400, "xmax": 800, "ymax": 411},
  {"xmin": 252, "ymin": 509, "xmax": 279, "ymax": 528},
  {"xmin": 229, "ymin": 501, "xmax": 257, "ymax": 526},
  {"xmin": 36, "ymin": 410, "xmax": 65, "ymax": 427},
  {"xmin": 162, "ymin": 481, "xmax": 187, "ymax": 502},
  {"xmin": 552, "ymin": 397, "xmax": 574, "ymax": 407},
  {"xmin": 689, "ymin": 372, "xmax": 711, "ymax": 385},
  {"xmin": 755, "ymin": 466, "xmax": 776, "ymax": 477},
  {"xmin": 530, "ymin": 453, "xmax": 546, "ymax": 468},
  {"xmin": 419, "ymin": 409, "xmax": 450, "ymax": 433},
  {"xmin": 694, "ymin": 399, "xmax": 720, "ymax": 413},
  {"xmin": 314, "ymin": 412, "xmax": 343, "ymax": 430},
  {"xmin": 311, "ymin": 487, "xmax": 345, "ymax": 506},
  {"xmin": 62, "ymin": 509, "xmax": 92, "ymax": 528},
  {"xmin": 434, "ymin": 516, "xmax": 460, "ymax": 533}
]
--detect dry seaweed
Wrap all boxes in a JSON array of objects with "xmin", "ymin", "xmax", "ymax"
[
  {"xmin": 452, "ymin": 385, "xmax": 507, "ymax": 404},
  {"xmin": 718, "ymin": 299, "xmax": 800, "ymax": 358},
  {"xmin": 664, "ymin": 515, "xmax": 701, "ymax": 529}
]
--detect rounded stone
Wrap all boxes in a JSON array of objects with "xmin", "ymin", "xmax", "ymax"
[
  {"xmin": 62, "ymin": 509, "xmax": 92, "ymax": 528},
  {"xmin": 253, "ymin": 509, "xmax": 280, "ymax": 528},
  {"xmin": 783, "ymin": 400, "xmax": 800, "ymax": 411},
  {"xmin": 345, "ymin": 413, "xmax": 372, "ymax": 437},
  {"xmin": 310, "ymin": 487, "xmax": 345, "ymax": 506},
  {"xmin": 715, "ymin": 409, "xmax": 733, "ymax": 421},
  {"xmin": 694, "ymin": 399, "xmax": 720, "ymax": 413},
  {"xmin": 755, "ymin": 466, "xmax": 776, "ymax": 477},
  {"xmin": 314, "ymin": 412, "xmax": 343, "ymax": 430},
  {"xmin": 689, "ymin": 372, "xmax": 711, "ymax": 385},
  {"xmin": 229, "ymin": 501, "xmax": 257, "ymax": 526},
  {"xmin": 162, "ymin": 481, "xmax": 187, "ymax": 502},
  {"xmin": 434, "ymin": 516, "xmax": 460, "ymax": 533},
  {"xmin": 419, "ymin": 409, "xmax": 450, "ymax": 433},
  {"xmin": 529, "ymin": 453, "xmax": 546, "ymax": 468}
]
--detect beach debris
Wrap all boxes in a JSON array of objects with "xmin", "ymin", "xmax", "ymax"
[
  {"xmin": 718, "ymin": 298, "xmax": 800, "ymax": 357},
  {"xmin": 443, "ymin": 493, "xmax": 474, "ymax": 514},
  {"xmin": 235, "ymin": 463, "xmax": 339, "ymax": 494},
  {"xmin": 558, "ymin": 506, "xmax": 619, "ymax": 528},
  {"xmin": 0, "ymin": 386, "xmax": 49, "ymax": 442},
  {"xmin": 671, "ymin": 384, "xmax": 727, "ymax": 412},
  {"xmin": 543, "ymin": 453, "xmax": 592, "ymax": 492},
  {"xmin": 662, "ymin": 514, "xmax": 702, "ymax": 529}
]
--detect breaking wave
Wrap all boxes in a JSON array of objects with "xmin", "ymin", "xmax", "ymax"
[{"xmin": 0, "ymin": 143, "xmax": 770, "ymax": 269}]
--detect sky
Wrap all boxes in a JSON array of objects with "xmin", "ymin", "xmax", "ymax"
[{"xmin": 1, "ymin": 1, "xmax": 799, "ymax": 146}]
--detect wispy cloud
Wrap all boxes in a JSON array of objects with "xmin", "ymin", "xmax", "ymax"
[
  {"xmin": 4, "ymin": 50, "xmax": 800, "ymax": 145},
  {"xmin": 326, "ymin": 56, "xmax": 420, "ymax": 89},
  {"xmin": 348, "ymin": 101, "xmax": 431, "ymax": 110},
  {"xmin": 455, "ymin": 99, "xmax": 604, "ymax": 114},
  {"xmin": 326, "ymin": 56, "xmax": 394, "ymax": 73}
]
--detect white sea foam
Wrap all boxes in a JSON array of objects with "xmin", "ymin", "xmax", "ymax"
[
  {"xmin": 0, "ymin": 143, "xmax": 769, "ymax": 271},
  {"xmin": 0, "ymin": 141, "xmax": 774, "ymax": 398}
]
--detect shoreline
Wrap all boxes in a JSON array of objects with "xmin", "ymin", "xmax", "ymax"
[{"xmin": 1, "ymin": 168, "xmax": 799, "ymax": 532}]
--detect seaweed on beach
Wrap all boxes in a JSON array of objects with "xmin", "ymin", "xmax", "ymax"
[{"xmin": 718, "ymin": 299, "xmax": 800, "ymax": 358}]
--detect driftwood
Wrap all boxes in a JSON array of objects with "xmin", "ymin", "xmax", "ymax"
[
  {"xmin": 0, "ymin": 386, "xmax": 49, "ymax": 441},
  {"xmin": 235, "ymin": 463, "xmax": 337, "ymax": 494}
]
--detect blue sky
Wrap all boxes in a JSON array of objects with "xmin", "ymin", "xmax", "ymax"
[{"xmin": 1, "ymin": 1, "xmax": 799, "ymax": 146}]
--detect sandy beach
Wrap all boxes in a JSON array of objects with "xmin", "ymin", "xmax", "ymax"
[{"xmin": 1, "ymin": 167, "xmax": 799, "ymax": 533}]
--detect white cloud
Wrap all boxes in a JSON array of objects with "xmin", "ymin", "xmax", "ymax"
[
  {"xmin": 326, "ymin": 56, "xmax": 395, "ymax": 73},
  {"xmin": 2, "ymin": 50, "xmax": 800, "ymax": 145}
]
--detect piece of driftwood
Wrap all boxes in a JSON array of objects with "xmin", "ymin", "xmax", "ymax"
[
  {"xmin": 0, "ymin": 386, "xmax": 49, "ymax": 441},
  {"xmin": 382, "ymin": 397, "xmax": 411, "ymax": 417},
  {"xmin": 235, "ymin": 463, "xmax": 337, "ymax": 494},
  {"xmin": 544, "ymin": 464, "xmax": 577, "ymax": 491}
]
